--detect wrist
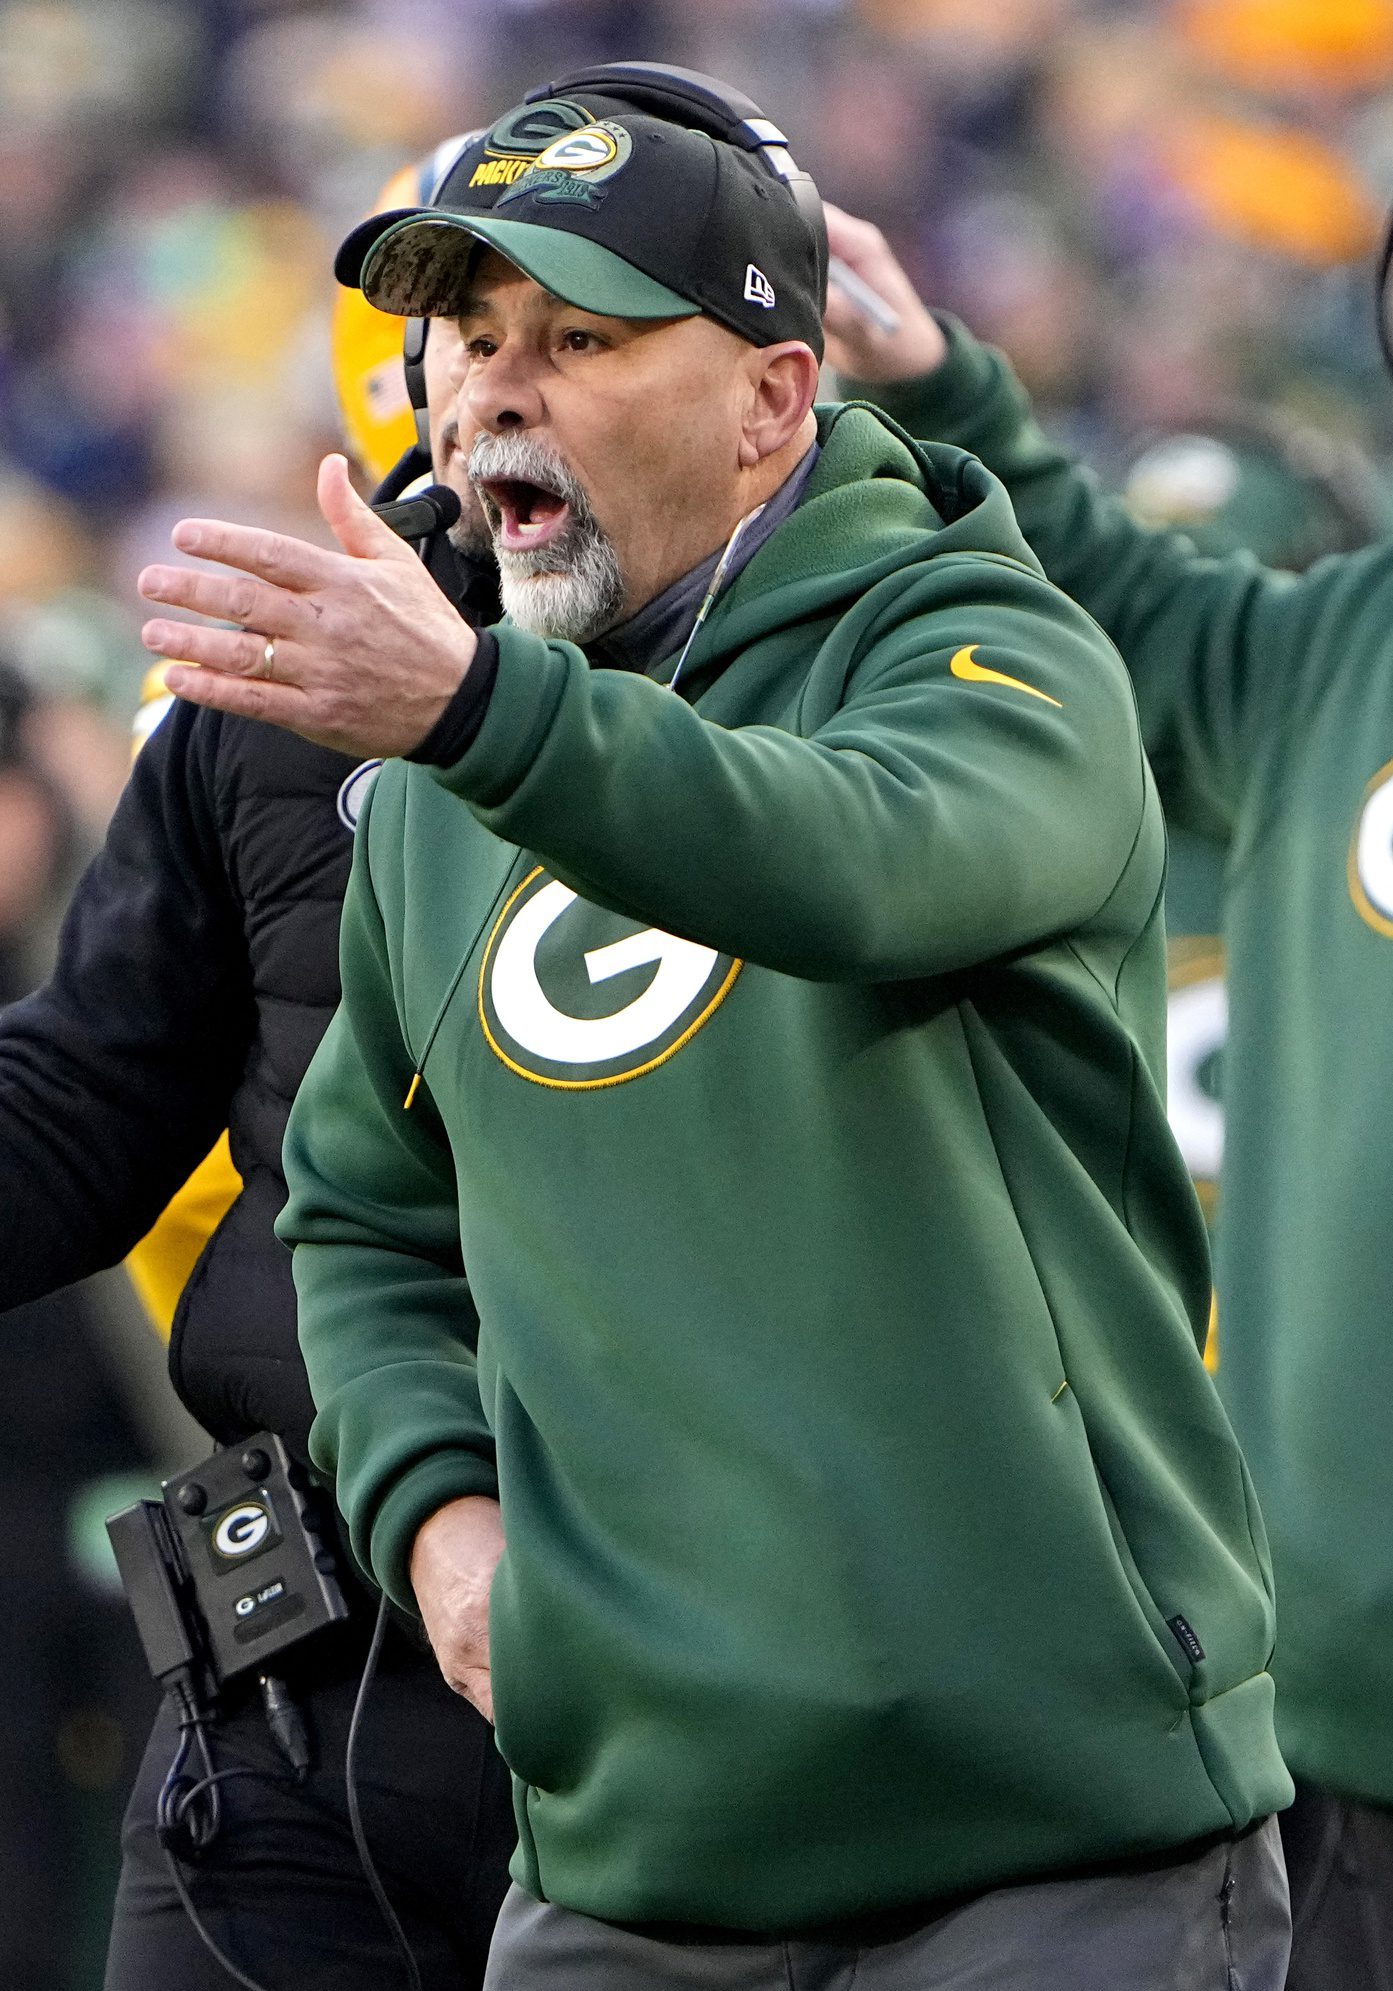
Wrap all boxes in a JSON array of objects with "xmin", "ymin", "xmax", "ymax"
[
  {"xmin": 410, "ymin": 1493, "xmax": 504, "ymax": 1589},
  {"xmin": 874, "ymin": 311, "xmax": 949, "ymax": 384},
  {"xmin": 369, "ymin": 1450, "xmax": 499, "ymax": 1614},
  {"xmin": 410, "ymin": 629, "xmax": 500, "ymax": 765}
]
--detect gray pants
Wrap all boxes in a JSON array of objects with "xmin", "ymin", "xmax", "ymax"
[
  {"xmin": 483, "ymin": 1816, "xmax": 1290, "ymax": 1990},
  {"xmin": 1284, "ymin": 1780, "xmax": 1393, "ymax": 1990}
]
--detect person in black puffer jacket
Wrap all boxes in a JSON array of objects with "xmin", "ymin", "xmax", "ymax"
[{"xmin": 0, "ymin": 480, "xmax": 515, "ymax": 1990}]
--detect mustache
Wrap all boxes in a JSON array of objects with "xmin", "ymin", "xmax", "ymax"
[{"xmin": 466, "ymin": 431, "xmax": 593, "ymax": 525}]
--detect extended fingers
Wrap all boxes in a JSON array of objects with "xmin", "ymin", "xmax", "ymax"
[
  {"xmin": 141, "ymin": 617, "xmax": 299, "ymax": 679},
  {"xmin": 170, "ymin": 516, "xmax": 338, "ymax": 590},
  {"xmin": 137, "ymin": 562, "xmax": 317, "ymax": 640},
  {"xmin": 163, "ymin": 661, "xmax": 315, "ymax": 729}
]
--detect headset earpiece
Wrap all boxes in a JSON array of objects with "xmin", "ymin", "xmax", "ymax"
[
  {"xmin": 403, "ymin": 315, "xmax": 430, "ymax": 452},
  {"xmin": 398, "ymin": 130, "xmax": 481, "ymax": 457}
]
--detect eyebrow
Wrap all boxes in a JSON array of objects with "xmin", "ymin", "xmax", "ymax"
[{"xmin": 450, "ymin": 294, "xmax": 487, "ymax": 322}]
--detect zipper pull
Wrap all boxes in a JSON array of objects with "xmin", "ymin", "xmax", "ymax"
[{"xmin": 403, "ymin": 1072, "xmax": 423, "ymax": 1111}]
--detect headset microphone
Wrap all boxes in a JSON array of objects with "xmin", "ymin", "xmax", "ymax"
[{"xmin": 373, "ymin": 483, "xmax": 461, "ymax": 541}]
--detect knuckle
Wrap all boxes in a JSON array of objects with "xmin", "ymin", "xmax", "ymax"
[
  {"xmin": 316, "ymin": 601, "xmax": 348, "ymax": 645},
  {"xmin": 229, "ymin": 579, "xmax": 259, "ymax": 625}
]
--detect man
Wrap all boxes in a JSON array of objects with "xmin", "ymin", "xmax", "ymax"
[
  {"xmin": 819, "ymin": 203, "xmax": 1393, "ymax": 1991},
  {"xmin": 1124, "ymin": 419, "xmax": 1381, "ymax": 1329},
  {"xmin": 141, "ymin": 83, "xmax": 1292, "ymax": 1988},
  {"xmin": 0, "ymin": 188, "xmax": 514, "ymax": 1991}
]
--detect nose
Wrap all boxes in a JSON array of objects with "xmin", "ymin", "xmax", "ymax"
[{"xmin": 462, "ymin": 338, "xmax": 546, "ymax": 435}]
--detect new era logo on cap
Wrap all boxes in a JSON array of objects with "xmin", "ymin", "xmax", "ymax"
[{"xmin": 744, "ymin": 263, "xmax": 776, "ymax": 309}]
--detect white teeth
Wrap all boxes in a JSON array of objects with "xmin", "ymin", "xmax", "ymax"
[{"xmin": 516, "ymin": 519, "xmax": 547, "ymax": 536}]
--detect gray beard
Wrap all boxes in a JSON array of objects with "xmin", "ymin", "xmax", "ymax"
[
  {"xmin": 467, "ymin": 432, "xmax": 625, "ymax": 644},
  {"xmin": 448, "ymin": 509, "xmax": 494, "ymax": 563}
]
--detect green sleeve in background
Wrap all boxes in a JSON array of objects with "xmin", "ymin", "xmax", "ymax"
[
  {"xmin": 276, "ymin": 773, "xmax": 497, "ymax": 1614},
  {"xmin": 844, "ymin": 319, "xmax": 1393, "ymax": 845}
]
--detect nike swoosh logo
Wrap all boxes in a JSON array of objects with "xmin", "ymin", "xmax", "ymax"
[{"xmin": 950, "ymin": 644, "xmax": 1062, "ymax": 708}]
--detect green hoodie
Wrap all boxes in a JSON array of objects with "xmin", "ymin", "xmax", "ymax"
[
  {"xmin": 279, "ymin": 403, "xmax": 1289, "ymax": 1932},
  {"xmin": 849, "ymin": 324, "xmax": 1393, "ymax": 1809}
]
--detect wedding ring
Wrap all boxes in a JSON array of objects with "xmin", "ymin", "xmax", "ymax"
[{"xmin": 260, "ymin": 638, "xmax": 276, "ymax": 680}]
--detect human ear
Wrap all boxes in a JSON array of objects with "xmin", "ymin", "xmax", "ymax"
[{"xmin": 737, "ymin": 343, "xmax": 820, "ymax": 468}]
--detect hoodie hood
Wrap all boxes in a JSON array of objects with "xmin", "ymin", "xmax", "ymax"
[{"xmin": 670, "ymin": 401, "xmax": 1046, "ymax": 697}]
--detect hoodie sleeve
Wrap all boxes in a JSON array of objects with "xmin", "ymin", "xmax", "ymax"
[
  {"xmin": 278, "ymin": 774, "xmax": 497, "ymax": 1613},
  {"xmin": 842, "ymin": 318, "xmax": 1393, "ymax": 843},
  {"xmin": 425, "ymin": 550, "xmax": 1149, "ymax": 983}
]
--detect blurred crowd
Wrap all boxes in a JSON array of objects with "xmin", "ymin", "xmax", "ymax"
[
  {"xmin": 5, "ymin": 0, "xmax": 1393, "ymax": 1984},
  {"xmin": 4, "ymin": 0, "xmax": 1393, "ymax": 784}
]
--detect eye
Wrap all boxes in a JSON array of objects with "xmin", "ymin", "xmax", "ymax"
[
  {"xmin": 465, "ymin": 334, "xmax": 499, "ymax": 359},
  {"xmin": 560, "ymin": 328, "xmax": 603, "ymax": 354}
]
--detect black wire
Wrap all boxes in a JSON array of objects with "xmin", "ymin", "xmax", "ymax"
[
  {"xmin": 155, "ymin": 1601, "xmax": 422, "ymax": 1991},
  {"xmin": 345, "ymin": 1594, "xmax": 425, "ymax": 1991},
  {"xmin": 158, "ymin": 1714, "xmax": 282, "ymax": 1991},
  {"xmin": 176, "ymin": 1765, "xmax": 263, "ymax": 1814},
  {"xmin": 163, "ymin": 1849, "xmax": 277, "ymax": 1991},
  {"xmin": 157, "ymin": 1709, "xmax": 224, "ymax": 1857}
]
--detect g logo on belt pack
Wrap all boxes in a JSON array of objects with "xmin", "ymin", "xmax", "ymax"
[
  {"xmin": 479, "ymin": 867, "xmax": 740, "ymax": 1089},
  {"xmin": 206, "ymin": 1499, "xmax": 278, "ymax": 1569}
]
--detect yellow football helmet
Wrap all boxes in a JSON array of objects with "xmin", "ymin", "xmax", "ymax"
[{"xmin": 331, "ymin": 136, "xmax": 474, "ymax": 481}]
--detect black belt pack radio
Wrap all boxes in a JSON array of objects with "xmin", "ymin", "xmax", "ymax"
[{"xmin": 107, "ymin": 1431, "xmax": 349, "ymax": 1700}]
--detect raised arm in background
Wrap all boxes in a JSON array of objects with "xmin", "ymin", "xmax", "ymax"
[{"xmin": 824, "ymin": 205, "xmax": 1393, "ymax": 845}]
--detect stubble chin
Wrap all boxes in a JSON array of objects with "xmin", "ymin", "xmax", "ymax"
[{"xmin": 447, "ymin": 507, "xmax": 494, "ymax": 561}]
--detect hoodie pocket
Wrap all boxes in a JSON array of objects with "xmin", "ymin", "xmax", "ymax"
[{"xmin": 1089, "ymin": 1452, "xmax": 1196, "ymax": 1696}]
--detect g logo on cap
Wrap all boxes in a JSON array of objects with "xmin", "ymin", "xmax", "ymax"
[
  {"xmin": 499, "ymin": 120, "xmax": 635, "ymax": 210},
  {"xmin": 535, "ymin": 125, "xmax": 620, "ymax": 173}
]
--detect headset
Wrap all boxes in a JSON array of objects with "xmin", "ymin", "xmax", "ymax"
[
  {"xmin": 401, "ymin": 130, "xmax": 480, "ymax": 460},
  {"xmin": 401, "ymin": 63, "xmax": 827, "ymax": 454}
]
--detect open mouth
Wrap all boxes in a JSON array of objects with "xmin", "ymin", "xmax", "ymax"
[{"xmin": 475, "ymin": 475, "xmax": 572, "ymax": 554}]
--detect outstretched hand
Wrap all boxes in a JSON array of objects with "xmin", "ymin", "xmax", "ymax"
[
  {"xmin": 138, "ymin": 453, "xmax": 479, "ymax": 759},
  {"xmin": 823, "ymin": 204, "xmax": 948, "ymax": 386}
]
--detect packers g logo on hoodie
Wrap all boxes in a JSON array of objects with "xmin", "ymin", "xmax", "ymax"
[{"xmin": 479, "ymin": 868, "xmax": 741, "ymax": 1088}]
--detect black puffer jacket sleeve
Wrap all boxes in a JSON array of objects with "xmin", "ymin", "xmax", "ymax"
[{"xmin": 0, "ymin": 700, "xmax": 255, "ymax": 1306}]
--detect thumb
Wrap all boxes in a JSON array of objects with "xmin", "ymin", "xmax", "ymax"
[{"xmin": 317, "ymin": 452, "xmax": 406, "ymax": 560}]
